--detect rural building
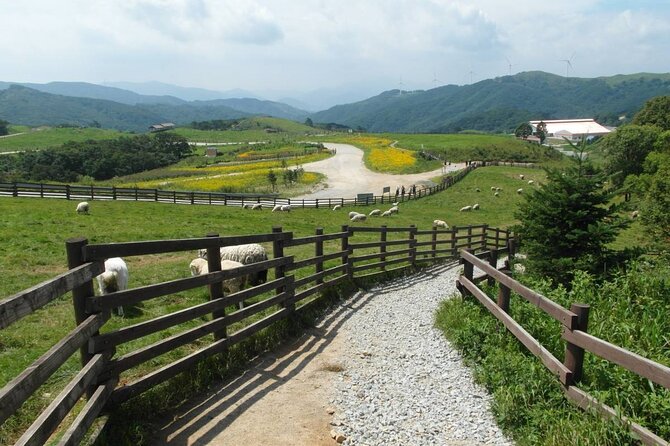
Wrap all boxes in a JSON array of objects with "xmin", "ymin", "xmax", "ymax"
[
  {"xmin": 148, "ymin": 122, "xmax": 176, "ymax": 132},
  {"xmin": 529, "ymin": 119, "xmax": 611, "ymax": 141},
  {"xmin": 205, "ymin": 147, "xmax": 219, "ymax": 157}
]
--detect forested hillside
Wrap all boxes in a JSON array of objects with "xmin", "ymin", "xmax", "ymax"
[{"xmin": 311, "ymin": 71, "xmax": 670, "ymax": 133}]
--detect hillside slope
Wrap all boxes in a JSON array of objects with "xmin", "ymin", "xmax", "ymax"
[{"xmin": 310, "ymin": 71, "xmax": 670, "ymax": 133}]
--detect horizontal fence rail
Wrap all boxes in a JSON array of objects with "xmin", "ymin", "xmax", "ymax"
[
  {"xmin": 457, "ymin": 249, "xmax": 670, "ymax": 446},
  {"xmin": 0, "ymin": 164, "xmax": 477, "ymax": 210},
  {"xmin": 0, "ymin": 223, "xmax": 508, "ymax": 444}
]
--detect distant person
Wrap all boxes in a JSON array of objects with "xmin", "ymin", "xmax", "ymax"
[{"xmin": 401, "ymin": 185, "xmax": 406, "ymax": 197}]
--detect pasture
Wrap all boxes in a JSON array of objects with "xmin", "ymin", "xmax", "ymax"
[{"xmin": 0, "ymin": 126, "xmax": 125, "ymax": 152}]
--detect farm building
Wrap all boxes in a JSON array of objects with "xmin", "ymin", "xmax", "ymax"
[
  {"xmin": 149, "ymin": 122, "xmax": 176, "ymax": 132},
  {"xmin": 205, "ymin": 147, "xmax": 219, "ymax": 157},
  {"xmin": 529, "ymin": 119, "xmax": 611, "ymax": 141}
]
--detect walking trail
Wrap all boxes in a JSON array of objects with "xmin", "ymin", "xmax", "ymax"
[
  {"xmin": 294, "ymin": 143, "xmax": 463, "ymax": 199},
  {"xmin": 149, "ymin": 262, "xmax": 512, "ymax": 446}
]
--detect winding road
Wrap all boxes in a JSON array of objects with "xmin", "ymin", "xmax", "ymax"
[{"xmin": 295, "ymin": 143, "xmax": 464, "ymax": 199}]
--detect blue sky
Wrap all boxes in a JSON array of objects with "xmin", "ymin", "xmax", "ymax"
[{"xmin": 1, "ymin": 0, "xmax": 669, "ymax": 103}]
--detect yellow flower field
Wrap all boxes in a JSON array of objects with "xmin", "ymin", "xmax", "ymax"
[{"xmin": 349, "ymin": 136, "xmax": 417, "ymax": 172}]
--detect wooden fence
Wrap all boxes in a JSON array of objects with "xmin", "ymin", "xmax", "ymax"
[
  {"xmin": 0, "ymin": 224, "xmax": 509, "ymax": 445},
  {"xmin": 457, "ymin": 250, "xmax": 670, "ymax": 446},
  {"xmin": 0, "ymin": 165, "xmax": 475, "ymax": 209}
]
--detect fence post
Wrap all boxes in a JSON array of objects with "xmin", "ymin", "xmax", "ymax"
[
  {"xmin": 507, "ymin": 236, "xmax": 516, "ymax": 258},
  {"xmin": 206, "ymin": 233, "xmax": 226, "ymax": 340},
  {"xmin": 190, "ymin": 192, "xmax": 195, "ymax": 205},
  {"xmin": 467, "ymin": 225, "xmax": 473, "ymax": 250},
  {"xmin": 154, "ymin": 189, "xmax": 158, "ymax": 202},
  {"xmin": 342, "ymin": 225, "xmax": 352, "ymax": 278},
  {"xmin": 315, "ymin": 227, "xmax": 324, "ymax": 284},
  {"xmin": 431, "ymin": 225, "xmax": 437, "ymax": 258},
  {"xmin": 481, "ymin": 224, "xmax": 488, "ymax": 250},
  {"xmin": 173, "ymin": 190, "xmax": 176, "ymax": 203},
  {"xmin": 40, "ymin": 183, "xmax": 44, "ymax": 198},
  {"xmin": 380, "ymin": 225, "xmax": 387, "ymax": 271},
  {"xmin": 459, "ymin": 248, "xmax": 475, "ymax": 299},
  {"xmin": 90, "ymin": 185, "xmax": 94, "ymax": 200},
  {"xmin": 496, "ymin": 268, "xmax": 511, "ymax": 313},
  {"xmin": 409, "ymin": 225, "xmax": 417, "ymax": 267},
  {"xmin": 65, "ymin": 184, "xmax": 70, "ymax": 200},
  {"xmin": 134, "ymin": 187, "xmax": 138, "ymax": 201},
  {"xmin": 564, "ymin": 304, "xmax": 590, "ymax": 384},
  {"xmin": 112, "ymin": 186, "xmax": 117, "ymax": 200},
  {"xmin": 487, "ymin": 249, "xmax": 499, "ymax": 287},
  {"xmin": 66, "ymin": 237, "xmax": 98, "ymax": 367},
  {"xmin": 272, "ymin": 226, "xmax": 293, "ymax": 313},
  {"xmin": 450, "ymin": 226, "xmax": 458, "ymax": 257}
]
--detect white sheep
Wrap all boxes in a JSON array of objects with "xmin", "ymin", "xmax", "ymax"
[
  {"xmin": 631, "ymin": 210, "xmax": 640, "ymax": 218},
  {"xmin": 381, "ymin": 210, "xmax": 392, "ymax": 217},
  {"xmin": 520, "ymin": 174, "xmax": 525, "ymax": 180},
  {"xmin": 433, "ymin": 219, "xmax": 449, "ymax": 229},
  {"xmin": 459, "ymin": 205, "xmax": 472, "ymax": 212},
  {"xmin": 272, "ymin": 204, "xmax": 283, "ymax": 212},
  {"xmin": 189, "ymin": 258, "xmax": 248, "ymax": 294},
  {"xmin": 392, "ymin": 202, "xmax": 399, "ymax": 206},
  {"xmin": 494, "ymin": 192, "xmax": 500, "ymax": 197},
  {"xmin": 76, "ymin": 201, "xmax": 89, "ymax": 214},
  {"xmin": 251, "ymin": 203, "xmax": 263, "ymax": 210},
  {"xmin": 333, "ymin": 204, "xmax": 342, "ymax": 211},
  {"xmin": 242, "ymin": 203, "xmax": 251, "ymax": 209},
  {"xmin": 369, "ymin": 209, "xmax": 381, "ymax": 217},
  {"xmin": 96, "ymin": 257, "xmax": 128, "ymax": 316},
  {"xmin": 389, "ymin": 206, "xmax": 399, "ymax": 214},
  {"xmin": 490, "ymin": 186, "xmax": 496, "ymax": 191},
  {"xmin": 351, "ymin": 213, "xmax": 367, "ymax": 222},
  {"xmin": 281, "ymin": 204, "xmax": 291, "ymax": 212},
  {"xmin": 198, "ymin": 243, "xmax": 268, "ymax": 285},
  {"xmin": 517, "ymin": 188, "xmax": 523, "ymax": 194},
  {"xmin": 475, "ymin": 187, "xmax": 481, "ymax": 192},
  {"xmin": 348, "ymin": 211, "xmax": 360, "ymax": 218},
  {"xmin": 528, "ymin": 180, "xmax": 535, "ymax": 185},
  {"xmin": 496, "ymin": 187, "xmax": 502, "ymax": 192},
  {"xmin": 472, "ymin": 203, "xmax": 480, "ymax": 210}
]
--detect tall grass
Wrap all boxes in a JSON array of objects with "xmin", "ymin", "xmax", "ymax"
[{"xmin": 436, "ymin": 262, "xmax": 670, "ymax": 445}]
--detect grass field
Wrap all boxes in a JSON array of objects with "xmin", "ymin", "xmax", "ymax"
[
  {"xmin": 0, "ymin": 126, "xmax": 125, "ymax": 152},
  {"xmin": 173, "ymin": 117, "xmax": 318, "ymax": 143}
]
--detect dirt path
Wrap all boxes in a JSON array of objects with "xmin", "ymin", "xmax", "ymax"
[
  {"xmin": 294, "ymin": 143, "xmax": 463, "ymax": 199},
  {"xmin": 149, "ymin": 291, "xmax": 375, "ymax": 446}
]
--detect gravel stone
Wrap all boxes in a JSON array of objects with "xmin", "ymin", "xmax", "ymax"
[{"xmin": 328, "ymin": 261, "xmax": 514, "ymax": 446}]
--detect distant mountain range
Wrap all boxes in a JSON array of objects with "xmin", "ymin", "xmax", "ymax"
[
  {"xmin": 310, "ymin": 71, "xmax": 670, "ymax": 133},
  {"xmin": 0, "ymin": 81, "xmax": 310, "ymax": 132},
  {"xmin": 1, "ymin": 72, "xmax": 669, "ymax": 133}
]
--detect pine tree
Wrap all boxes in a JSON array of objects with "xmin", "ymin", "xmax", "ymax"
[{"xmin": 515, "ymin": 143, "xmax": 627, "ymax": 285}]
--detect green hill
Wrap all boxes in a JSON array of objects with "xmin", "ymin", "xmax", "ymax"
[{"xmin": 310, "ymin": 71, "xmax": 670, "ymax": 133}]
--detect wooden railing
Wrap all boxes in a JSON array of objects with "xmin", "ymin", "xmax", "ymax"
[
  {"xmin": 0, "ymin": 164, "xmax": 475, "ymax": 209},
  {"xmin": 0, "ymin": 224, "xmax": 509, "ymax": 445},
  {"xmin": 457, "ymin": 250, "xmax": 670, "ymax": 446}
]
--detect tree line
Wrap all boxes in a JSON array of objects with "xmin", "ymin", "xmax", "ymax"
[{"xmin": 0, "ymin": 132, "xmax": 191, "ymax": 183}]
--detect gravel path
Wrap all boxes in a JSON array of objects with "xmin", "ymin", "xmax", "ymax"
[{"xmin": 328, "ymin": 262, "xmax": 513, "ymax": 446}]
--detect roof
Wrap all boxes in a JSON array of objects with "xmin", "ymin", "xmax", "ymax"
[{"xmin": 529, "ymin": 119, "xmax": 611, "ymax": 136}]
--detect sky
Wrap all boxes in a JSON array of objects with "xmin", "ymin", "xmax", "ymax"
[{"xmin": 2, "ymin": 0, "xmax": 670, "ymax": 103}]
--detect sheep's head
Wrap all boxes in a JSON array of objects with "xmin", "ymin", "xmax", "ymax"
[{"xmin": 99, "ymin": 271, "xmax": 119, "ymax": 293}]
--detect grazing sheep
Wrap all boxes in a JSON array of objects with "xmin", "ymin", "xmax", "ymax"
[
  {"xmin": 242, "ymin": 203, "xmax": 251, "ymax": 209},
  {"xmin": 280, "ymin": 204, "xmax": 291, "ymax": 212},
  {"xmin": 433, "ymin": 219, "xmax": 449, "ymax": 229},
  {"xmin": 251, "ymin": 203, "xmax": 263, "ymax": 210},
  {"xmin": 472, "ymin": 203, "xmax": 480, "ymax": 210},
  {"xmin": 389, "ymin": 206, "xmax": 399, "ymax": 214},
  {"xmin": 76, "ymin": 201, "xmax": 89, "ymax": 214},
  {"xmin": 496, "ymin": 187, "xmax": 502, "ymax": 192},
  {"xmin": 189, "ymin": 258, "xmax": 248, "ymax": 294},
  {"xmin": 520, "ymin": 174, "xmax": 525, "ymax": 180},
  {"xmin": 490, "ymin": 186, "xmax": 496, "ymax": 191},
  {"xmin": 272, "ymin": 205, "xmax": 283, "ymax": 212},
  {"xmin": 197, "ymin": 243, "xmax": 269, "ymax": 285},
  {"xmin": 459, "ymin": 205, "xmax": 472, "ymax": 212},
  {"xmin": 631, "ymin": 210, "xmax": 640, "ymax": 218},
  {"xmin": 517, "ymin": 188, "xmax": 523, "ymax": 194},
  {"xmin": 392, "ymin": 202, "xmax": 399, "ymax": 206},
  {"xmin": 348, "ymin": 211, "xmax": 360, "ymax": 218},
  {"xmin": 96, "ymin": 257, "xmax": 128, "ymax": 316},
  {"xmin": 369, "ymin": 209, "xmax": 381, "ymax": 217},
  {"xmin": 475, "ymin": 187, "xmax": 481, "ymax": 192},
  {"xmin": 381, "ymin": 210, "xmax": 392, "ymax": 217},
  {"xmin": 351, "ymin": 213, "xmax": 367, "ymax": 222},
  {"xmin": 333, "ymin": 204, "xmax": 342, "ymax": 211},
  {"xmin": 528, "ymin": 180, "xmax": 535, "ymax": 185},
  {"xmin": 494, "ymin": 192, "xmax": 500, "ymax": 197}
]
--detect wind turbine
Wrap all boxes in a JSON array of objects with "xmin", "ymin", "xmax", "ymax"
[
  {"xmin": 398, "ymin": 77, "xmax": 404, "ymax": 96},
  {"xmin": 505, "ymin": 57, "xmax": 515, "ymax": 76},
  {"xmin": 432, "ymin": 70, "xmax": 440, "ymax": 88},
  {"xmin": 560, "ymin": 52, "xmax": 575, "ymax": 78},
  {"xmin": 468, "ymin": 69, "xmax": 476, "ymax": 84}
]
